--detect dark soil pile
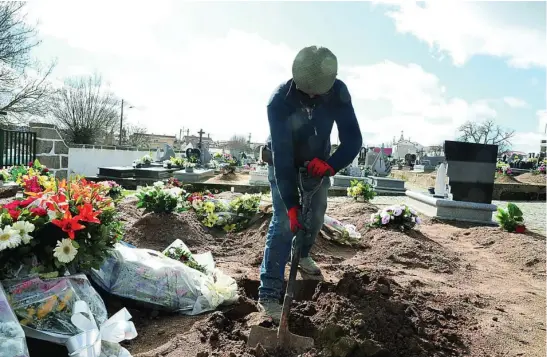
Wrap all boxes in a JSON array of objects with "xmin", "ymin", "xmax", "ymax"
[
  {"xmin": 133, "ymin": 269, "xmax": 469, "ymax": 357},
  {"xmin": 124, "ymin": 210, "xmax": 216, "ymax": 252}
]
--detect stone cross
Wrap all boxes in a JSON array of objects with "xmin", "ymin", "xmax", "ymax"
[{"xmin": 197, "ymin": 129, "xmax": 205, "ymax": 150}]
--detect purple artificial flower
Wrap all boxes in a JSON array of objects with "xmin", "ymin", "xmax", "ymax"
[
  {"xmin": 381, "ymin": 215, "xmax": 390, "ymax": 225},
  {"xmin": 415, "ymin": 216, "xmax": 422, "ymax": 224}
]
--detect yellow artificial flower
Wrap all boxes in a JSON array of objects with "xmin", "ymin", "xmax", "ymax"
[{"xmin": 37, "ymin": 296, "xmax": 58, "ymax": 319}]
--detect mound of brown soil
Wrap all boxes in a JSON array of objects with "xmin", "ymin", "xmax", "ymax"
[
  {"xmin": 117, "ymin": 196, "xmax": 143, "ymax": 226},
  {"xmin": 495, "ymin": 175, "xmax": 520, "ymax": 184},
  {"xmin": 452, "ymin": 227, "xmax": 546, "ymax": 277},
  {"xmin": 124, "ymin": 211, "xmax": 216, "ymax": 252},
  {"xmin": 134, "ymin": 269, "xmax": 469, "ymax": 357},
  {"xmin": 343, "ymin": 228, "xmax": 460, "ymax": 274},
  {"xmin": 516, "ymin": 172, "xmax": 546, "ymax": 185}
]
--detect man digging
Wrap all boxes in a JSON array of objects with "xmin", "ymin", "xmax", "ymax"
[{"xmin": 259, "ymin": 46, "xmax": 363, "ymax": 322}]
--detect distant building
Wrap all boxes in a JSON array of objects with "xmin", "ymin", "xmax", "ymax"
[
  {"xmin": 391, "ymin": 131, "xmax": 424, "ymax": 160},
  {"xmin": 132, "ymin": 133, "xmax": 176, "ymax": 148}
]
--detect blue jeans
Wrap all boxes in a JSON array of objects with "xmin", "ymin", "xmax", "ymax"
[{"xmin": 258, "ymin": 165, "xmax": 330, "ymax": 301}]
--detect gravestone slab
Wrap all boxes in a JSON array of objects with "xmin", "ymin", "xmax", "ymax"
[
  {"xmin": 332, "ymin": 175, "xmax": 371, "ymax": 188},
  {"xmin": 444, "ymin": 141, "xmax": 497, "ymax": 204},
  {"xmin": 406, "ymin": 190, "xmax": 497, "ymax": 225},
  {"xmin": 98, "ymin": 166, "xmax": 135, "ymax": 178},
  {"xmin": 249, "ymin": 169, "xmax": 269, "ymax": 186},
  {"xmin": 369, "ymin": 176, "xmax": 406, "ymax": 195},
  {"xmin": 173, "ymin": 169, "xmax": 215, "ymax": 183},
  {"xmin": 134, "ymin": 167, "xmax": 176, "ymax": 179}
]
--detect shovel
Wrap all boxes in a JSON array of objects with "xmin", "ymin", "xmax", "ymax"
[{"xmin": 248, "ymin": 166, "xmax": 327, "ymax": 353}]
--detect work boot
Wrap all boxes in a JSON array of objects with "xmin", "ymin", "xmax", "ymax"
[
  {"xmin": 258, "ymin": 299, "xmax": 282, "ymax": 323},
  {"xmin": 299, "ymin": 257, "xmax": 321, "ymax": 275}
]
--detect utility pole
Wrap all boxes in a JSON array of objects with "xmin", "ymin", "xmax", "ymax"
[{"xmin": 119, "ymin": 99, "xmax": 124, "ymax": 145}]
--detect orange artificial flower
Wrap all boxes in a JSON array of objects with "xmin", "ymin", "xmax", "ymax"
[
  {"xmin": 75, "ymin": 203, "xmax": 101, "ymax": 224},
  {"xmin": 51, "ymin": 210, "xmax": 85, "ymax": 239}
]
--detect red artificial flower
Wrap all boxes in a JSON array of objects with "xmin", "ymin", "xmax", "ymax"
[
  {"xmin": 30, "ymin": 207, "xmax": 47, "ymax": 217},
  {"xmin": 515, "ymin": 225, "xmax": 526, "ymax": 234},
  {"xmin": 20, "ymin": 197, "xmax": 37, "ymax": 208},
  {"xmin": 24, "ymin": 176, "xmax": 41, "ymax": 193},
  {"xmin": 46, "ymin": 193, "xmax": 69, "ymax": 212},
  {"xmin": 28, "ymin": 161, "xmax": 34, "ymax": 167},
  {"xmin": 74, "ymin": 203, "xmax": 101, "ymax": 224},
  {"xmin": 51, "ymin": 210, "xmax": 86, "ymax": 239},
  {"xmin": 8, "ymin": 209, "xmax": 20, "ymax": 221},
  {"xmin": 3, "ymin": 200, "xmax": 21, "ymax": 211},
  {"xmin": 42, "ymin": 168, "xmax": 49, "ymax": 173}
]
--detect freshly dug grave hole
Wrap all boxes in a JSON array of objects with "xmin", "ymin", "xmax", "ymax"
[{"xmin": 133, "ymin": 269, "xmax": 469, "ymax": 357}]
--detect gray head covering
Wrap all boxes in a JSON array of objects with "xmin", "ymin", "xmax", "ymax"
[{"xmin": 292, "ymin": 46, "xmax": 338, "ymax": 95}]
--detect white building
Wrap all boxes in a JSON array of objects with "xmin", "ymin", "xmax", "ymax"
[{"xmin": 391, "ymin": 131, "xmax": 424, "ymax": 160}]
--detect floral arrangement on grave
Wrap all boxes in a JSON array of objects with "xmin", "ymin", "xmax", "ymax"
[
  {"xmin": 141, "ymin": 154, "xmax": 153, "ymax": 165},
  {"xmin": 99, "ymin": 180, "xmax": 123, "ymax": 201},
  {"xmin": 0, "ymin": 178, "xmax": 123, "ymax": 279},
  {"xmin": 164, "ymin": 245, "xmax": 207, "ymax": 274},
  {"xmin": 495, "ymin": 203, "xmax": 525, "ymax": 233},
  {"xmin": 216, "ymin": 153, "xmax": 237, "ymax": 175},
  {"xmin": 8, "ymin": 159, "xmax": 55, "ymax": 193},
  {"xmin": 169, "ymin": 156, "xmax": 185, "ymax": 167},
  {"xmin": 193, "ymin": 193, "xmax": 261, "ymax": 232},
  {"xmin": 136, "ymin": 181, "xmax": 181, "ymax": 214},
  {"xmin": 167, "ymin": 177, "xmax": 184, "ymax": 188},
  {"xmin": 347, "ymin": 179, "xmax": 376, "ymax": 202},
  {"xmin": 369, "ymin": 204, "xmax": 421, "ymax": 231}
]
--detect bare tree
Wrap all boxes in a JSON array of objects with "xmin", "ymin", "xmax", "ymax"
[
  {"xmin": 226, "ymin": 134, "xmax": 250, "ymax": 153},
  {"xmin": 0, "ymin": 3, "xmax": 55, "ymax": 123},
  {"xmin": 457, "ymin": 119, "xmax": 515, "ymax": 153},
  {"xmin": 50, "ymin": 74, "xmax": 120, "ymax": 144},
  {"xmin": 124, "ymin": 124, "xmax": 150, "ymax": 148}
]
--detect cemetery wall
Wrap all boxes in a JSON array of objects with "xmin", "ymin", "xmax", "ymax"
[
  {"xmin": 68, "ymin": 146, "xmax": 151, "ymax": 177},
  {"xmin": 29, "ymin": 122, "xmax": 70, "ymax": 179}
]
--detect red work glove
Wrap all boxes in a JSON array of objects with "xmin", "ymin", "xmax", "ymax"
[
  {"xmin": 308, "ymin": 158, "xmax": 334, "ymax": 177},
  {"xmin": 287, "ymin": 206, "xmax": 303, "ymax": 233}
]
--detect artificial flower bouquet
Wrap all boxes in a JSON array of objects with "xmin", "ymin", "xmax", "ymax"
[
  {"xmin": 0, "ymin": 283, "xmax": 29, "ymax": 357},
  {"xmin": 90, "ymin": 243, "xmax": 238, "ymax": 315},
  {"xmin": 163, "ymin": 239, "xmax": 211, "ymax": 274},
  {"xmin": 369, "ymin": 204, "xmax": 421, "ymax": 231},
  {"xmin": 9, "ymin": 159, "xmax": 55, "ymax": 193},
  {"xmin": 99, "ymin": 180, "xmax": 123, "ymax": 201},
  {"xmin": 135, "ymin": 181, "xmax": 182, "ymax": 214},
  {"xmin": 495, "ymin": 203, "xmax": 525, "ymax": 233},
  {"xmin": 0, "ymin": 178, "xmax": 123, "ymax": 279},
  {"xmin": 347, "ymin": 179, "xmax": 376, "ymax": 202},
  {"xmin": 192, "ymin": 193, "xmax": 261, "ymax": 232},
  {"xmin": 3, "ymin": 274, "xmax": 136, "ymax": 357},
  {"xmin": 323, "ymin": 215, "xmax": 361, "ymax": 245}
]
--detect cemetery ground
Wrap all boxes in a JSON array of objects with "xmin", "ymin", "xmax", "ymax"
[{"xmin": 79, "ymin": 194, "xmax": 545, "ymax": 357}]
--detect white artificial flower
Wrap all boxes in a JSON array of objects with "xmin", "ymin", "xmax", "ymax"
[
  {"xmin": 53, "ymin": 239, "xmax": 78, "ymax": 263},
  {"xmin": 47, "ymin": 209, "xmax": 58, "ymax": 220},
  {"xmin": 153, "ymin": 181, "xmax": 165, "ymax": 189},
  {"xmin": 11, "ymin": 221, "xmax": 35, "ymax": 244},
  {"xmin": 0, "ymin": 226, "xmax": 21, "ymax": 251},
  {"xmin": 167, "ymin": 187, "xmax": 182, "ymax": 197}
]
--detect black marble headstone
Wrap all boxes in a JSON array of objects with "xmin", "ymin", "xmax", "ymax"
[
  {"xmin": 98, "ymin": 166, "xmax": 135, "ymax": 178},
  {"xmin": 444, "ymin": 140, "xmax": 498, "ymax": 204}
]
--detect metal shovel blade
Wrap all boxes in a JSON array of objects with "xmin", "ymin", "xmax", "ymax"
[{"xmin": 248, "ymin": 325, "xmax": 314, "ymax": 353}]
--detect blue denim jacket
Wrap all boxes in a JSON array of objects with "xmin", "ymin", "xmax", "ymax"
[{"xmin": 266, "ymin": 79, "xmax": 362, "ymax": 211}]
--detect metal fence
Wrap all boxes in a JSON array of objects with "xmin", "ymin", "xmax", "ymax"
[{"xmin": 0, "ymin": 129, "xmax": 37, "ymax": 168}]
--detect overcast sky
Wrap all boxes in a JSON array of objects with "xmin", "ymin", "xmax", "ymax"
[{"xmin": 25, "ymin": 1, "xmax": 546, "ymax": 152}]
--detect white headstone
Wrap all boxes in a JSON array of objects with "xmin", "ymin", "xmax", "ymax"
[{"xmin": 434, "ymin": 163, "xmax": 447, "ymax": 197}]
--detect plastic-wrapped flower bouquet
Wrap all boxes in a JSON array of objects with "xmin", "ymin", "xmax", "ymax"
[{"xmin": 369, "ymin": 204, "xmax": 421, "ymax": 231}]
